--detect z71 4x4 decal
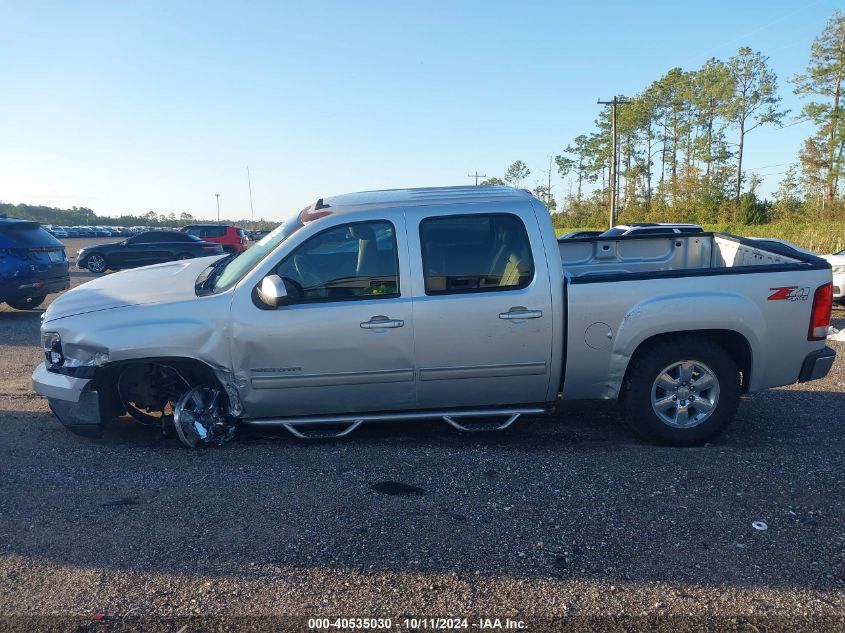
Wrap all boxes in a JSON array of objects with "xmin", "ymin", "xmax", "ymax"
[{"xmin": 768, "ymin": 286, "xmax": 810, "ymax": 301}]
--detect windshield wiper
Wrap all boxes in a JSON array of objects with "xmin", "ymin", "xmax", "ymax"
[{"xmin": 196, "ymin": 253, "xmax": 238, "ymax": 295}]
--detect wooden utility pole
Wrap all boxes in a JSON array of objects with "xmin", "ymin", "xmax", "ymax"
[
  {"xmin": 597, "ymin": 96, "xmax": 630, "ymax": 228},
  {"xmin": 467, "ymin": 171, "xmax": 486, "ymax": 185}
]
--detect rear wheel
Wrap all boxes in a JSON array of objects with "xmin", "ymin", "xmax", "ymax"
[
  {"xmin": 619, "ymin": 336, "xmax": 741, "ymax": 446},
  {"xmin": 85, "ymin": 253, "xmax": 107, "ymax": 273},
  {"xmin": 6, "ymin": 295, "xmax": 46, "ymax": 310}
]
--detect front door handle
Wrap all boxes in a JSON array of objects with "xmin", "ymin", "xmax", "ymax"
[
  {"xmin": 360, "ymin": 316, "xmax": 404, "ymax": 329},
  {"xmin": 499, "ymin": 307, "xmax": 543, "ymax": 320}
]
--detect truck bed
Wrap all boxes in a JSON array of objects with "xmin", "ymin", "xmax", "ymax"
[
  {"xmin": 557, "ymin": 232, "xmax": 832, "ymax": 401},
  {"xmin": 558, "ymin": 233, "xmax": 806, "ymax": 279}
]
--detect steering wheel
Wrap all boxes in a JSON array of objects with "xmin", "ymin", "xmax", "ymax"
[{"xmin": 293, "ymin": 255, "xmax": 328, "ymax": 298}]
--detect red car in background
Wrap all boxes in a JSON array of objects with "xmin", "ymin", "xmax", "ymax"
[{"xmin": 180, "ymin": 224, "xmax": 248, "ymax": 253}]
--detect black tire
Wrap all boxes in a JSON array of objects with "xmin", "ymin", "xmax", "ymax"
[
  {"xmin": 6, "ymin": 295, "xmax": 46, "ymax": 310},
  {"xmin": 619, "ymin": 336, "xmax": 741, "ymax": 446}
]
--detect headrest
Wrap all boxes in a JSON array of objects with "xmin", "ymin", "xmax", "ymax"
[{"xmin": 350, "ymin": 225, "xmax": 376, "ymax": 241}]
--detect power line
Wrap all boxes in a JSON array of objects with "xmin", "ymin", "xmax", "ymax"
[
  {"xmin": 778, "ymin": 117, "xmax": 813, "ymax": 129},
  {"xmin": 681, "ymin": 0, "xmax": 825, "ymax": 67}
]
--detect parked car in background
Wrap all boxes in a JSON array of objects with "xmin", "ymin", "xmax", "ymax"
[
  {"xmin": 180, "ymin": 224, "xmax": 249, "ymax": 252},
  {"xmin": 0, "ymin": 216, "xmax": 69, "ymax": 310},
  {"xmin": 32, "ymin": 186, "xmax": 835, "ymax": 448},
  {"xmin": 822, "ymin": 248, "xmax": 845, "ymax": 304},
  {"xmin": 62, "ymin": 227, "xmax": 79, "ymax": 238},
  {"xmin": 44, "ymin": 225, "xmax": 68, "ymax": 239},
  {"xmin": 247, "ymin": 229, "xmax": 271, "ymax": 241},
  {"xmin": 558, "ymin": 230, "xmax": 603, "ymax": 240},
  {"xmin": 600, "ymin": 223, "xmax": 704, "ymax": 237},
  {"xmin": 77, "ymin": 231, "xmax": 224, "ymax": 273}
]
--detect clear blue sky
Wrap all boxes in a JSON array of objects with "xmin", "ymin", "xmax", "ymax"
[{"xmin": 1, "ymin": 0, "xmax": 841, "ymax": 221}]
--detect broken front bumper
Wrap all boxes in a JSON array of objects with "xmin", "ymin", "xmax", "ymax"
[{"xmin": 32, "ymin": 362, "xmax": 102, "ymax": 437}]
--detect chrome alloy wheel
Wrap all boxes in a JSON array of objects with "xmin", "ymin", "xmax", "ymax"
[
  {"xmin": 650, "ymin": 360, "xmax": 720, "ymax": 428},
  {"xmin": 173, "ymin": 385, "xmax": 236, "ymax": 448},
  {"xmin": 86, "ymin": 254, "xmax": 107, "ymax": 273}
]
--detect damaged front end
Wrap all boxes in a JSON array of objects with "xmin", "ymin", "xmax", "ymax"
[
  {"xmin": 48, "ymin": 389, "xmax": 104, "ymax": 438},
  {"xmin": 113, "ymin": 361, "xmax": 239, "ymax": 448},
  {"xmin": 35, "ymin": 355, "xmax": 239, "ymax": 449}
]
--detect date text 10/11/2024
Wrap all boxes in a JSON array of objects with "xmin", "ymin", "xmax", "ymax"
[{"xmin": 307, "ymin": 618, "xmax": 527, "ymax": 630}]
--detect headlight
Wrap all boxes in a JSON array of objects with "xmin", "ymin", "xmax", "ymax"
[
  {"xmin": 41, "ymin": 332, "xmax": 109, "ymax": 376},
  {"xmin": 42, "ymin": 332, "xmax": 63, "ymax": 367}
]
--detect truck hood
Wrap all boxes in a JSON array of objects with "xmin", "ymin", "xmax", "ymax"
[{"xmin": 43, "ymin": 256, "xmax": 223, "ymax": 322}]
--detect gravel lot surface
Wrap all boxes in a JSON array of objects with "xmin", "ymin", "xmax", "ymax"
[{"xmin": 0, "ymin": 238, "xmax": 843, "ymax": 630}]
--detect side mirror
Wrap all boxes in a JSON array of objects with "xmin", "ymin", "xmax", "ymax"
[{"xmin": 256, "ymin": 274, "xmax": 290, "ymax": 308}]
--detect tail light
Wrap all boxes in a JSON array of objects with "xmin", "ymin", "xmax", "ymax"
[{"xmin": 808, "ymin": 282, "xmax": 832, "ymax": 340}]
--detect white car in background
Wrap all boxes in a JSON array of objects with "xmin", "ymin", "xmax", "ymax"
[
  {"xmin": 756, "ymin": 239, "xmax": 844, "ymax": 305},
  {"xmin": 822, "ymin": 248, "xmax": 845, "ymax": 304},
  {"xmin": 44, "ymin": 225, "xmax": 68, "ymax": 239}
]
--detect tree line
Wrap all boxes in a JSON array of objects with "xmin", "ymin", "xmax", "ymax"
[
  {"xmin": 483, "ymin": 10, "xmax": 845, "ymax": 228},
  {"xmin": 0, "ymin": 202, "xmax": 278, "ymax": 230}
]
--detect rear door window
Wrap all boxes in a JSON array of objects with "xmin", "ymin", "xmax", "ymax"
[
  {"xmin": 419, "ymin": 214, "xmax": 534, "ymax": 294},
  {"xmin": 133, "ymin": 232, "xmax": 175, "ymax": 243},
  {"xmin": 167, "ymin": 233, "xmax": 197, "ymax": 242},
  {"xmin": 0, "ymin": 223, "xmax": 64, "ymax": 249}
]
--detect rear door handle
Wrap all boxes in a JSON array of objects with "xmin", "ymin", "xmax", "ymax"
[
  {"xmin": 499, "ymin": 307, "xmax": 543, "ymax": 320},
  {"xmin": 361, "ymin": 316, "xmax": 404, "ymax": 329}
]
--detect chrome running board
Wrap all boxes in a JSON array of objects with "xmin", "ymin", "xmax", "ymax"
[
  {"xmin": 442, "ymin": 413, "xmax": 521, "ymax": 432},
  {"xmin": 243, "ymin": 406, "xmax": 549, "ymax": 439}
]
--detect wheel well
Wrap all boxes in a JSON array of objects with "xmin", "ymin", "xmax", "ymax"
[
  {"xmin": 92, "ymin": 357, "xmax": 225, "ymax": 421},
  {"xmin": 83, "ymin": 251, "xmax": 105, "ymax": 264},
  {"xmin": 626, "ymin": 330, "xmax": 752, "ymax": 393}
]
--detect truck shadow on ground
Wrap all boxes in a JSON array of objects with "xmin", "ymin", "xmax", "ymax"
[{"xmin": 0, "ymin": 387, "xmax": 842, "ymax": 592}]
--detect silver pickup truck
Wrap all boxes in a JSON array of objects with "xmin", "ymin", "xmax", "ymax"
[{"xmin": 32, "ymin": 186, "xmax": 836, "ymax": 447}]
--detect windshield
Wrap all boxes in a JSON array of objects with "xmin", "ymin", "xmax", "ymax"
[{"xmin": 203, "ymin": 212, "xmax": 305, "ymax": 293}]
